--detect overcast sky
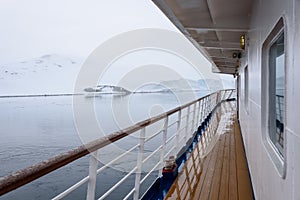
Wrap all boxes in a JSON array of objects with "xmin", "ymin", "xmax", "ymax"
[
  {"xmin": 0, "ymin": 0, "xmax": 235, "ymax": 89},
  {"xmin": 0, "ymin": 0, "xmax": 177, "ymax": 64}
]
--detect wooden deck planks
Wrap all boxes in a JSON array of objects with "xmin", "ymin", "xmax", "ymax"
[
  {"xmin": 234, "ymin": 120, "xmax": 253, "ymax": 200},
  {"xmin": 189, "ymin": 137, "xmax": 218, "ymax": 199},
  {"xmin": 208, "ymin": 134, "xmax": 227, "ymax": 200},
  {"xmin": 197, "ymin": 139, "xmax": 221, "ymax": 200},
  {"xmin": 228, "ymin": 127, "xmax": 238, "ymax": 200},
  {"xmin": 218, "ymin": 132, "xmax": 230, "ymax": 200},
  {"xmin": 164, "ymin": 102, "xmax": 253, "ymax": 200}
]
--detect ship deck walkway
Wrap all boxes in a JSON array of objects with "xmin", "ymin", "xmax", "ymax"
[{"xmin": 164, "ymin": 101, "xmax": 253, "ymax": 200}]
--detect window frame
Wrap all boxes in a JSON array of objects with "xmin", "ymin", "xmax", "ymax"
[
  {"xmin": 261, "ymin": 17, "xmax": 287, "ymax": 178},
  {"xmin": 244, "ymin": 65, "xmax": 249, "ymax": 113}
]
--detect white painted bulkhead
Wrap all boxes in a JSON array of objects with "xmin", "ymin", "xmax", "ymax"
[{"xmin": 238, "ymin": 0, "xmax": 300, "ymax": 199}]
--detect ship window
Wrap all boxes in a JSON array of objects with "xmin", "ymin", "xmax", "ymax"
[
  {"xmin": 261, "ymin": 17, "xmax": 286, "ymax": 177},
  {"xmin": 268, "ymin": 32, "xmax": 285, "ymax": 155},
  {"xmin": 244, "ymin": 65, "xmax": 249, "ymax": 113}
]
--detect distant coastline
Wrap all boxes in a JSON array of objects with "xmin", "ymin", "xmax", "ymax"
[{"xmin": 0, "ymin": 89, "xmax": 212, "ymax": 98}]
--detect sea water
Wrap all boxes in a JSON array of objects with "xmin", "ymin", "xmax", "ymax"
[{"xmin": 0, "ymin": 91, "xmax": 208, "ymax": 199}]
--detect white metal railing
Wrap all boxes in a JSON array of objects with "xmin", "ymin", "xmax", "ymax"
[{"xmin": 0, "ymin": 89, "xmax": 235, "ymax": 199}]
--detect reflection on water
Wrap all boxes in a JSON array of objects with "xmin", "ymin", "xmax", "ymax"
[{"xmin": 0, "ymin": 91, "xmax": 208, "ymax": 199}]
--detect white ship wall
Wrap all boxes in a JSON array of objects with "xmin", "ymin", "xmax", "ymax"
[{"xmin": 238, "ymin": 0, "xmax": 300, "ymax": 199}]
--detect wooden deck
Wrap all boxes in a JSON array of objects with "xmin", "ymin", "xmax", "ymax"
[{"xmin": 165, "ymin": 101, "xmax": 253, "ymax": 200}]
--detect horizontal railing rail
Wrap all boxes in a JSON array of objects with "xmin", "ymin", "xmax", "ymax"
[{"xmin": 0, "ymin": 89, "xmax": 235, "ymax": 199}]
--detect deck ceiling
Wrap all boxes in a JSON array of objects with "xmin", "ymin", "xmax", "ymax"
[{"xmin": 153, "ymin": 0, "xmax": 253, "ymax": 75}]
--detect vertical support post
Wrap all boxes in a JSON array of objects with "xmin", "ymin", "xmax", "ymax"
[
  {"xmin": 200, "ymin": 100, "xmax": 204, "ymax": 124},
  {"xmin": 209, "ymin": 96, "xmax": 212, "ymax": 113},
  {"xmin": 228, "ymin": 90, "xmax": 233, "ymax": 99},
  {"xmin": 210, "ymin": 95, "xmax": 213, "ymax": 112},
  {"xmin": 214, "ymin": 93, "xmax": 217, "ymax": 107},
  {"xmin": 204, "ymin": 98, "xmax": 208, "ymax": 119},
  {"xmin": 86, "ymin": 150, "xmax": 99, "ymax": 200},
  {"xmin": 191, "ymin": 103, "xmax": 196, "ymax": 135},
  {"xmin": 220, "ymin": 91, "xmax": 222, "ymax": 101},
  {"xmin": 159, "ymin": 116, "xmax": 169, "ymax": 175},
  {"xmin": 175, "ymin": 110, "xmax": 182, "ymax": 155},
  {"xmin": 133, "ymin": 128, "xmax": 146, "ymax": 200},
  {"xmin": 206, "ymin": 97, "xmax": 209, "ymax": 116},
  {"xmin": 196, "ymin": 101, "xmax": 201, "ymax": 128},
  {"xmin": 184, "ymin": 106, "xmax": 190, "ymax": 143},
  {"xmin": 221, "ymin": 90, "xmax": 226, "ymax": 101}
]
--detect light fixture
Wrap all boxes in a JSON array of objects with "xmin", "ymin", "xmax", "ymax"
[{"xmin": 240, "ymin": 35, "xmax": 245, "ymax": 50}]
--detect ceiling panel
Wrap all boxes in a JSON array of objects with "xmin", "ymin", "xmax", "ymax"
[{"xmin": 153, "ymin": 0, "xmax": 253, "ymax": 75}]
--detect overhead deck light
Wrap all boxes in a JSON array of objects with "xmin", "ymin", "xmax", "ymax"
[{"xmin": 240, "ymin": 35, "xmax": 246, "ymax": 50}]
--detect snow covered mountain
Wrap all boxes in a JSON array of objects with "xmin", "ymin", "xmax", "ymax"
[
  {"xmin": 134, "ymin": 83, "xmax": 174, "ymax": 93},
  {"xmin": 135, "ymin": 79, "xmax": 209, "ymax": 93},
  {"xmin": 160, "ymin": 79, "xmax": 208, "ymax": 91},
  {"xmin": 0, "ymin": 54, "xmax": 82, "ymax": 96},
  {"xmin": 134, "ymin": 78, "xmax": 234, "ymax": 93},
  {"xmin": 0, "ymin": 55, "xmax": 235, "ymax": 96}
]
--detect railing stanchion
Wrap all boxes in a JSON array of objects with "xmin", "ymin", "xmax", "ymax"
[
  {"xmin": 185, "ymin": 106, "xmax": 190, "ymax": 143},
  {"xmin": 159, "ymin": 116, "xmax": 169, "ymax": 175},
  {"xmin": 204, "ymin": 97, "xmax": 208, "ymax": 119},
  {"xmin": 207, "ymin": 97, "xmax": 210, "ymax": 116},
  {"xmin": 133, "ymin": 128, "xmax": 146, "ymax": 200},
  {"xmin": 196, "ymin": 100, "xmax": 201, "ymax": 128},
  {"xmin": 175, "ymin": 110, "xmax": 182, "ymax": 155},
  {"xmin": 221, "ymin": 90, "xmax": 226, "ymax": 101},
  {"xmin": 209, "ymin": 96, "xmax": 212, "ymax": 113},
  {"xmin": 200, "ymin": 99, "xmax": 204, "ymax": 123},
  {"xmin": 86, "ymin": 150, "xmax": 99, "ymax": 200},
  {"xmin": 228, "ymin": 90, "xmax": 233, "ymax": 99},
  {"xmin": 191, "ymin": 103, "xmax": 197, "ymax": 134}
]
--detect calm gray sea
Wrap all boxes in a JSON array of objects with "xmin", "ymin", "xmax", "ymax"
[{"xmin": 0, "ymin": 91, "xmax": 208, "ymax": 199}]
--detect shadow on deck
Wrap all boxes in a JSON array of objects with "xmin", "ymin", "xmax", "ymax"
[{"xmin": 165, "ymin": 101, "xmax": 253, "ymax": 200}]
